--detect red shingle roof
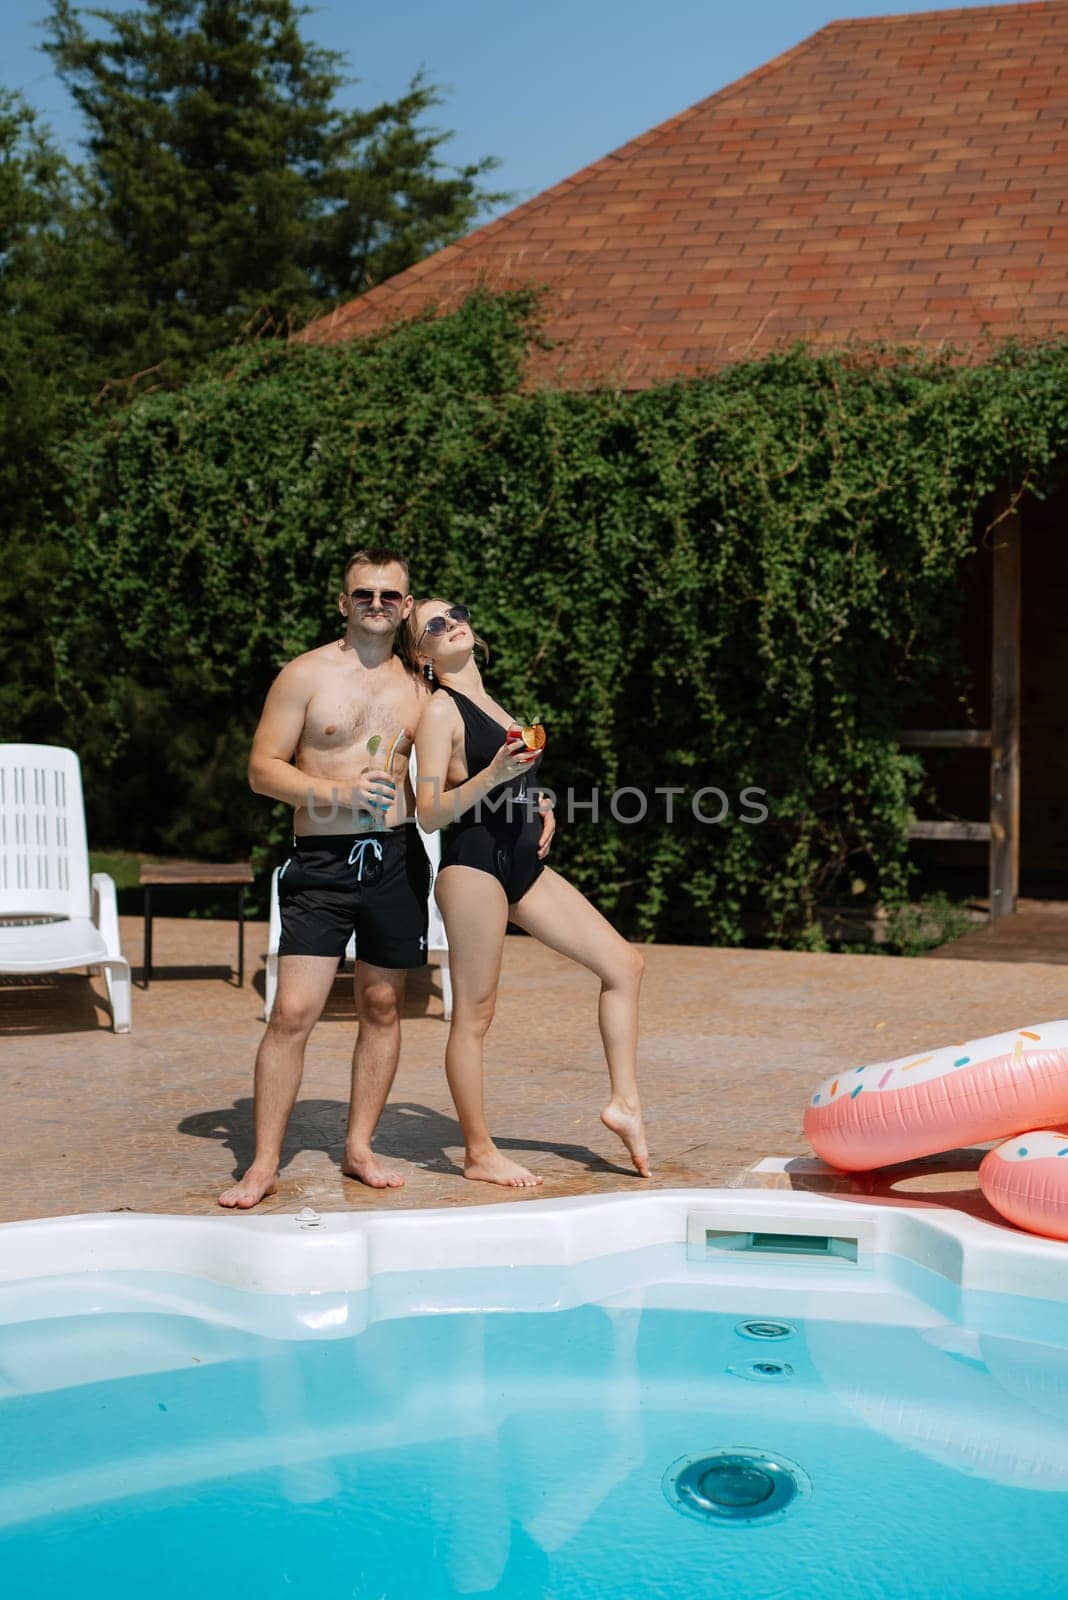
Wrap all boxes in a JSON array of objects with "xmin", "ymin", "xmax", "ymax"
[{"xmin": 304, "ymin": 1, "xmax": 1068, "ymax": 386}]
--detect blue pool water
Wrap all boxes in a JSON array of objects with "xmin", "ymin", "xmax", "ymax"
[{"xmin": 2, "ymin": 1245, "xmax": 1068, "ymax": 1599}]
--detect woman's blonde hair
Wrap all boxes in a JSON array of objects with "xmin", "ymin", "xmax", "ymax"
[{"xmin": 397, "ymin": 598, "xmax": 490, "ymax": 682}]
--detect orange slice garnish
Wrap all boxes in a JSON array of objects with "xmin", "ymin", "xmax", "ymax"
[{"xmin": 521, "ymin": 724, "xmax": 546, "ymax": 751}]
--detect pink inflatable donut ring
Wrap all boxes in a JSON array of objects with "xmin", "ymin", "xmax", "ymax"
[
  {"xmin": 804, "ymin": 1020, "xmax": 1068, "ymax": 1172},
  {"xmin": 979, "ymin": 1131, "xmax": 1068, "ymax": 1241}
]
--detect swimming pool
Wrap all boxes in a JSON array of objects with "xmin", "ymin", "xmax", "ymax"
[{"xmin": 2, "ymin": 1191, "xmax": 1067, "ymax": 1599}]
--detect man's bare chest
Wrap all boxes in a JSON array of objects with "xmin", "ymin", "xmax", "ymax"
[{"xmin": 300, "ymin": 671, "xmax": 422, "ymax": 760}]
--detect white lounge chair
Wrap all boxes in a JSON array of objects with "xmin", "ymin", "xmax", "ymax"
[
  {"xmin": 0, "ymin": 743, "xmax": 132, "ymax": 1032},
  {"xmin": 264, "ymin": 795, "xmax": 452, "ymax": 1022}
]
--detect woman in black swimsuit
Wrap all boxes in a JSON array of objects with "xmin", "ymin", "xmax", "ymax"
[{"xmin": 402, "ymin": 598, "xmax": 649, "ymax": 1188}]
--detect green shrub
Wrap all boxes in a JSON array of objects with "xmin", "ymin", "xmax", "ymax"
[{"xmin": 879, "ymin": 893, "xmax": 978, "ymax": 957}]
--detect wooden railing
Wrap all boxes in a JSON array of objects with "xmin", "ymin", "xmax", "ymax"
[
  {"xmin": 898, "ymin": 730, "xmax": 993, "ymax": 843},
  {"xmin": 897, "ymin": 487, "xmax": 1021, "ymax": 921}
]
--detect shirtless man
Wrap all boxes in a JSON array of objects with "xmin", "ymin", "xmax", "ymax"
[{"xmin": 219, "ymin": 548, "xmax": 430, "ymax": 1209}]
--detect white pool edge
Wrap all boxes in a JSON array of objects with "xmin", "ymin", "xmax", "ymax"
[{"xmin": 1, "ymin": 1189, "xmax": 1067, "ymax": 1302}]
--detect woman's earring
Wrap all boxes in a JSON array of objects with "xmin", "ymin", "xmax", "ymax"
[{"xmin": 422, "ymin": 659, "xmax": 436, "ymax": 685}]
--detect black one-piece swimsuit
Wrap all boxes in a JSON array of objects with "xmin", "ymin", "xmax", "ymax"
[{"xmin": 438, "ymin": 685, "xmax": 546, "ymax": 905}]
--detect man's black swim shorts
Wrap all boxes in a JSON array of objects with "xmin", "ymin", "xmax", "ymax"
[{"xmin": 277, "ymin": 827, "xmax": 430, "ymax": 968}]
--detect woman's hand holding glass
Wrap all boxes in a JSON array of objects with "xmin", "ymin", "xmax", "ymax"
[{"xmin": 485, "ymin": 731, "xmax": 536, "ymax": 787}]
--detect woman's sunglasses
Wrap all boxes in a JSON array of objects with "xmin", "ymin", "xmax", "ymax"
[{"xmin": 418, "ymin": 605, "xmax": 470, "ymax": 642}]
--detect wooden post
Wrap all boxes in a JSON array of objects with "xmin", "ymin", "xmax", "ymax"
[{"xmin": 989, "ymin": 488, "xmax": 1021, "ymax": 920}]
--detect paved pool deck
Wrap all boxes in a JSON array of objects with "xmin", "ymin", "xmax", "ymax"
[{"xmin": 2, "ymin": 914, "xmax": 1066, "ymax": 1227}]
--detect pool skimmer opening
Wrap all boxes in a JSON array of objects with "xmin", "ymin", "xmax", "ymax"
[{"xmin": 663, "ymin": 1449, "xmax": 811, "ymax": 1526}]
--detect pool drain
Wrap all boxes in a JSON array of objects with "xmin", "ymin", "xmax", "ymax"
[
  {"xmin": 727, "ymin": 1359, "xmax": 794, "ymax": 1383},
  {"xmin": 735, "ymin": 1319, "xmax": 796, "ymax": 1342},
  {"xmin": 663, "ymin": 1449, "xmax": 810, "ymax": 1526}
]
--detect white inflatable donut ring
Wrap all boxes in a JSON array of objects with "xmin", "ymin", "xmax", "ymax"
[
  {"xmin": 979, "ymin": 1130, "xmax": 1068, "ymax": 1241},
  {"xmin": 804, "ymin": 1021, "xmax": 1068, "ymax": 1172}
]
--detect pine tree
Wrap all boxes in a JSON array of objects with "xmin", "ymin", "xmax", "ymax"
[
  {"xmin": 0, "ymin": 92, "xmax": 107, "ymax": 737},
  {"xmin": 43, "ymin": 0, "xmax": 505, "ymax": 378}
]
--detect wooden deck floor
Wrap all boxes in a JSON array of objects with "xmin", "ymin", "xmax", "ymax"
[{"xmin": 926, "ymin": 898, "xmax": 1068, "ymax": 964}]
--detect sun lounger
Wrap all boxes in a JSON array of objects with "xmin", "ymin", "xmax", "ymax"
[{"xmin": 0, "ymin": 744, "xmax": 132, "ymax": 1032}]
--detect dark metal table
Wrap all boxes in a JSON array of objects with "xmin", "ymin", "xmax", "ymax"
[{"xmin": 140, "ymin": 861, "xmax": 254, "ymax": 988}]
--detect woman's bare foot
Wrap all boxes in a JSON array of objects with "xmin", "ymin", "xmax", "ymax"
[
  {"xmin": 342, "ymin": 1149, "xmax": 406, "ymax": 1189},
  {"xmin": 464, "ymin": 1146, "xmax": 543, "ymax": 1188},
  {"xmin": 601, "ymin": 1097, "xmax": 651, "ymax": 1177},
  {"xmin": 218, "ymin": 1164, "xmax": 279, "ymax": 1209}
]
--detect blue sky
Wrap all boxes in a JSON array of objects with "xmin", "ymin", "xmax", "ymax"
[{"xmin": 3, "ymin": 0, "xmax": 1012, "ymax": 218}]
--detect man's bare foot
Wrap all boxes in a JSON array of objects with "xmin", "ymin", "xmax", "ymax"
[
  {"xmin": 464, "ymin": 1148, "xmax": 543, "ymax": 1188},
  {"xmin": 601, "ymin": 1097, "xmax": 651, "ymax": 1177},
  {"xmin": 342, "ymin": 1150, "xmax": 406, "ymax": 1189},
  {"xmin": 218, "ymin": 1165, "xmax": 279, "ymax": 1209}
]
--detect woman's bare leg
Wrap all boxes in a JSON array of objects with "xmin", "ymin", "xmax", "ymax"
[
  {"xmin": 508, "ymin": 868, "xmax": 649, "ymax": 1176},
  {"xmin": 435, "ymin": 865, "xmax": 543, "ymax": 1187}
]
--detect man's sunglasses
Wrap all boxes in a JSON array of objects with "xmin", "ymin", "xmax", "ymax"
[
  {"xmin": 418, "ymin": 605, "xmax": 469, "ymax": 641},
  {"xmin": 349, "ymin": 588, "xmax": 405, "ymax": 607}
]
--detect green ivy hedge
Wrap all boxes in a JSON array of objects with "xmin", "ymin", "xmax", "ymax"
[{"xmin": 43, "ymin": 291, "xmax": 1068, "ymax": 944}]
